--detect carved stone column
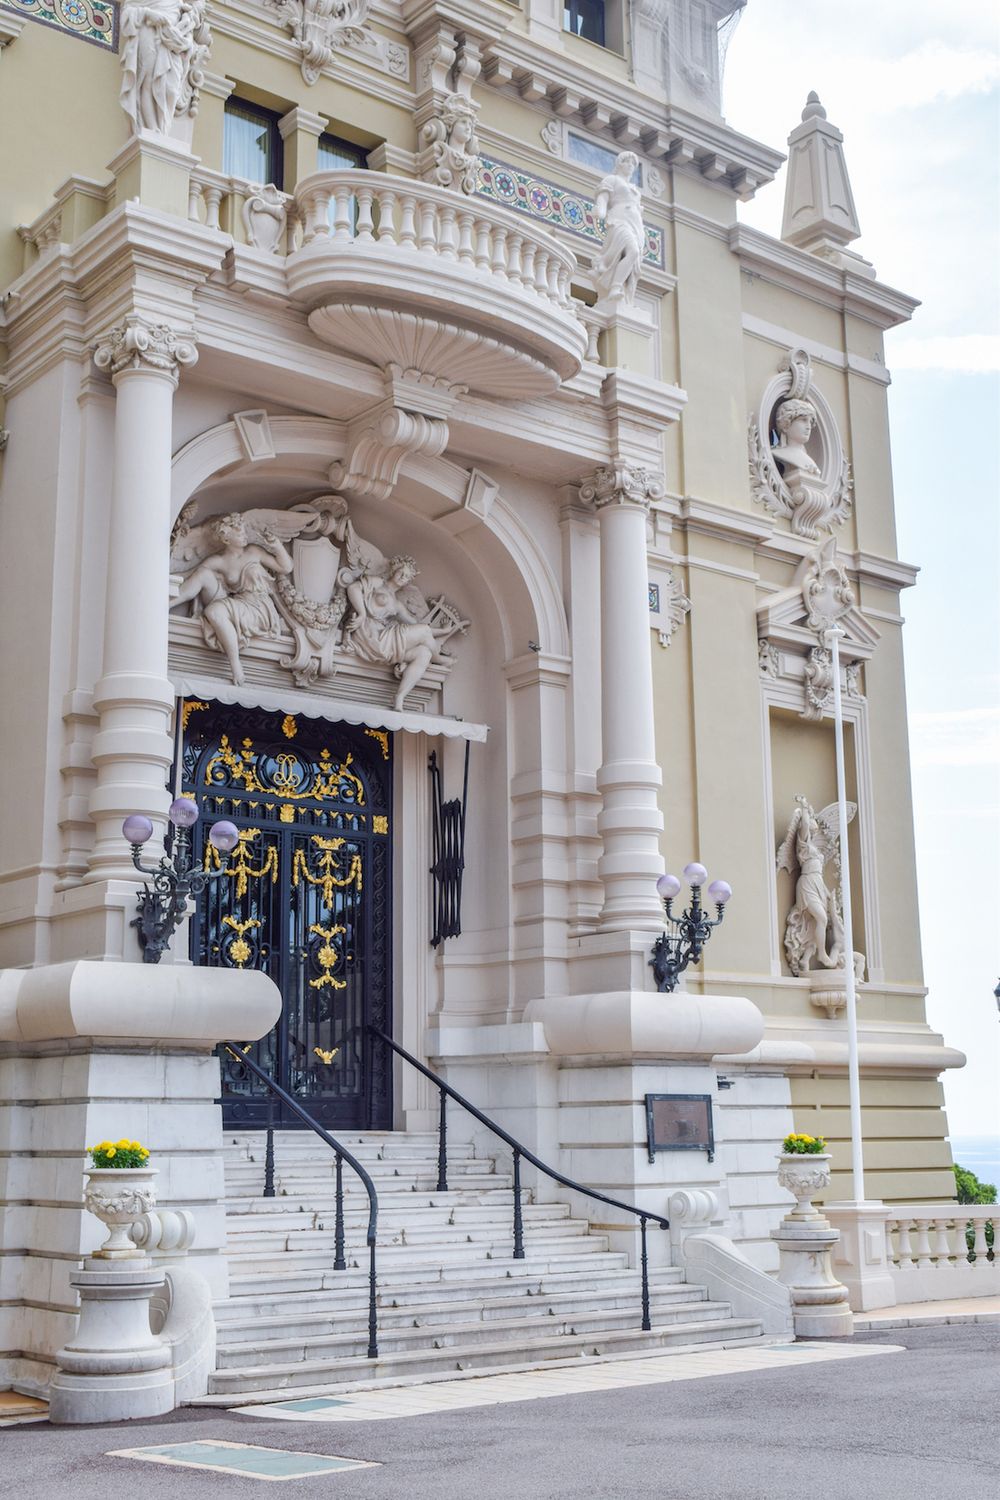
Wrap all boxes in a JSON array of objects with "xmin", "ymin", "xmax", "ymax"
[
  {"xmin": 580, "ymin": 464, "xmax": 664, "ymax": 932},
  {"xmin": 85, "ymin": 317, "xmax": 197, "ymax": 882}
]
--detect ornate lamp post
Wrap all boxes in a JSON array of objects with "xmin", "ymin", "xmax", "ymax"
[
  {"xmin": 650, "ymin": 862, "xmax": 732, "ymax": 993},
  {"xmin": 122, "ymin": 798, "xmax": 239, "ymax": 964}
]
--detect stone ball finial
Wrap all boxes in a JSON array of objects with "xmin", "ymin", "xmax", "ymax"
[{"xmin": 802, "ymin": 92, "xmax": 827, "ymax": 121}]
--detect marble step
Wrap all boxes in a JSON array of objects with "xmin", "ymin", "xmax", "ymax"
[
  {"xmin": 225, "ymin": 1233, "xmax": 613, "ymax": 1276},
  {"xmin": 215, "ymin": 1288, "xmax": 717, "ymax": 1346},
  {"xmin": 218, "ymin": 1264, "xmax": 683, "ymax": 1319},
  {"xmin": 224, "ymin": 1187, "xmax": 533, "ymax": 1215},
  {"xmin": 226, "ymin": 1248, "xmax": 632, "ymax": 1296},
  {"xmin": 224, "ymin": 1164, "xmax": 506, "ymax": 1191},
  {"xmin": 224, "ymin": 1216, "xmax": 588, "ymax": 1254},
  {"xmin": 223, "ymin": 1202, "xmax": 566, "ymax": 1235},
  {"xmin": 215, "ymin": 1300, "xmax": 739, "ymax": 1370},
  {"xmin": 207, "ymin": 1318, "xmax": 765, "ymax": 1395}
]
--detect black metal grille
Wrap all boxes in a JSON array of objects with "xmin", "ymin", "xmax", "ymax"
[{"xmin": 182, "ymin": 701, "xmax": 392, "ymax": 1129}]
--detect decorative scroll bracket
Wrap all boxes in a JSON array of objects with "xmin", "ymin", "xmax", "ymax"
[{"xmin": 429, "ymin": 743, "xmax": 470, "ymax": 947}]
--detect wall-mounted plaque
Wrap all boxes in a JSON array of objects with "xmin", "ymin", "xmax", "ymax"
[{"xmin": 645, "ymin": 1094, "xmax": 714, "ymax": 1165}]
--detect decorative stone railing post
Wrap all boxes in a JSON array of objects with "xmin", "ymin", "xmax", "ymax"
[
  {"xmin": 86, "ymin": 317, "xmax": 197, "ymax": 882},
  {"xmin": 580, "ymin": 464, "xmax": 665, "ymax": 931}
]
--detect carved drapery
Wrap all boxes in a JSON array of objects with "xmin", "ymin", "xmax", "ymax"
[
  {"xmin": 776, "ymin": 795, "xmax": 864, "ymax": 981},
  {"xmin": 118, "ymin": 0, "xmax": 212, "ymax": 137}
]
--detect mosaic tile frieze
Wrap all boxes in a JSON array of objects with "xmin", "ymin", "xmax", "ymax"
[
  {"xmin": 476, "ymin": 155, "xmax": 665, "ymax": 271},
  {"xmin": 1, "ymin": 0, "xmax": 118, "ymax": 49}
]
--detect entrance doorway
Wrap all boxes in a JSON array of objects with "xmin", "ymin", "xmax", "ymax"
[{"xmin": 181, "ymin": 700, "xmax": 393, "ymax": 1129}]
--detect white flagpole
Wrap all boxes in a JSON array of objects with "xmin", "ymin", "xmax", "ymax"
[{"xmin": 826, "ymin": 625, "xmax": 865, "ymax": 1203}]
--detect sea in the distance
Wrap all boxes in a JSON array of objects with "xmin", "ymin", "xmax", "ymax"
[{"xmin": 950, "ymin": 1136, "xmax": 1000, "ymax": 1194}]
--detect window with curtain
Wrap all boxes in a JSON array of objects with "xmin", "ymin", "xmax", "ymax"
[
  {"xmin": 564, "ymin": 0, "xmax": 606, "ymax": 47},
  {"xmin": 224, "ymin": 99, "xmax": 284, "ymax": 188},
  {"xmin": 317, "ymin": 134, "xmax": 367, "ymax": 172}
]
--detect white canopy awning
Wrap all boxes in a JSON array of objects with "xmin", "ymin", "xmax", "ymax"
[{"xmin": 172, "ymin": 675, "xmax": 489, "ymax": 743}]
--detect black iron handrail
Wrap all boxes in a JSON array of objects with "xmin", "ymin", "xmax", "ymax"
[
  {"xmin": 367, "ymin": 1026, "xmax": 669, "ymax": 1332},
  {"xmin": 223, "ymin": 1044, "xmax": 380, "ymax": 1359}
]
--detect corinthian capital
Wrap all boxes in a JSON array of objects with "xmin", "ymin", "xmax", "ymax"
[
  {"xmin": 579, "ymin": 464, "xmax": 664, "ymax": 511},
  {"xmin": 93, "ymin": 316, "xmax": 198, "ymax": 380}
]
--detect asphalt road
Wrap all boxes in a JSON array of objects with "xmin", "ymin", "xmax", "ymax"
[{"xmin": 4, "ymin": 1327, "xmax": 998, "ymax": 1500}]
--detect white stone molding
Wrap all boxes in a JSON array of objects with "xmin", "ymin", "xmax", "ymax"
[
  {"xmin": 730, "ymin": 224, "xmax": 919, "ymax": 331},
  {"xmin": 540, "ymin": 118, "xmax": 563, "ymax": 155},
  {"xmin": 241, "ymin": 183, "xmax": 288, "ymax": 254},
  {"xmin": 747, "ymin": 347, "xmax": 852, "ymax": 539},
  {"xmin": 782, "ymin": 93, "xmax": 863, "ymax": 262},
  {"xmin": 776, "ymin": 795, "xmax": 865, "ymax": 982},
  {"xmin": 93, "ymin": 316, "xmax": 198, "ymax": 383},
  {"xmin": 330, "ymin": 400, "xmax": 452, "ymax": 502},
  {"xmin": 269, "ymin": 0, "xmax": 371, "ymax": 84},
  {"xmin": 742, "ymin": 313, "xmax": 891, "ymax": 389},
  {"xmin": 0, "ymin": 13, "xmax": 26, "ymax": 49},
  {"xmin": 648, "ymin": 567, "xmax": 690, "ymax": 649},
  {"xmin": 232, "ymin": 408, "xmax": 276, "ymax": 462},
  {"xmin": 119, "ymin": 0, "xmax": 212, "ymax": 138}
]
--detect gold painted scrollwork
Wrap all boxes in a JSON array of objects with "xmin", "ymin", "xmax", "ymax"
[
  {"xmin": 222, "ymin": 915, "xmax": 262, "ymax": 968},
  {"xmin": 364, "ymin": 728, "xmax": 390, "ymax": 760},
  {"xmin": 307, "ymin": 923, "xmax": 348, "ymax": 991},
  {"xmin": 292, "ymin": 835, "xmax": 363, "ymax": 907},
  {"xmin": 206, "ymin": 828, "xmax": 279, "ymax": 899}
]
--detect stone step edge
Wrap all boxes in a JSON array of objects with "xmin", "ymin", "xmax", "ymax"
[
  {"xmin": 193, "ymin": 1331, "xmax": 776, "ymax": 1406},
  {"xmin": 216, "ymin": 1302, "xmax": 737, "ymax": 1356},
  {"xmin": 207, "ymin": 1318, "xmax": 765, "ymax": 1386}
]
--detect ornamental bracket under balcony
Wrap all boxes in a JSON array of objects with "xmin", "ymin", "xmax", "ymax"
[{"xmin": 286, "ymin": 170, "xmax": 588, "ymax": 399}]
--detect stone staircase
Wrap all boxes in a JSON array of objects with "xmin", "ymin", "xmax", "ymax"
[{"xmin": 205, "ymin": 1130, "xmax": 767, "ymax": 1402}]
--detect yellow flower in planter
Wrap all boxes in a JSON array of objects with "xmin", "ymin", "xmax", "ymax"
[{"xmin": 105, "ymin": 1147, "xmax": 116, "ymax": 1158}]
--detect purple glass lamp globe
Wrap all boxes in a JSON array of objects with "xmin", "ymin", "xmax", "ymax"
[
  {"xmin": 657, "ymin": 873, "xmax": 682, "ymax": 900},
  {"xmin": 707, "ymin": 879, "xmax": 732, "ymax": 905},
  {"xmin": 168, "ymin": 796, "xmax": 200, "ymax": 828},
  {"xmin": 122, "ymin": 814, "xmax": 154, "ymax": 846},
  {"xmin": 208, "ymin": 820, "xmax": 240, "ymax": 854},
  {"xmin": 683, "ymin": 862, "xmax": 708, "ymax": 887}
]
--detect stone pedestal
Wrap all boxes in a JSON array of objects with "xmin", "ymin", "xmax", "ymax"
[
  {"xmin": 825, "ymin": 1200, "xmax": 897, "ymax": 1311},
  {"xmin": 49, "ymin": 1259, "xmax": 173, "ymax": 1424},
  {"xmin": 772, "ymin": 1217, "xmax": 854, "ymax": 1338}
]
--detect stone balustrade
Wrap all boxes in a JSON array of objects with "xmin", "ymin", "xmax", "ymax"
[
  {"xmin": 293, "ymin": 170, "xmax": 575, "ymax": 312},
  {"xmin": 885, "ymin": 1204, "xmax": 996, "ymax": 1302},
  {"xmin": 188, "ymin": 169, "xmax": 295, "ymax": 253},
  {"xmin": 286, "ymin": 170, "xmax": 587, "ymax": 398}
]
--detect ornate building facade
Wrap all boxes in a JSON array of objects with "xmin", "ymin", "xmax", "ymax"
[{"xmin": 0, "ymin": 0, "xmax": 963, "ymax": 1396}]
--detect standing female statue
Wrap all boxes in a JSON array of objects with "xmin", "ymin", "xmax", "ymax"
[
  {"xmin": 593, "ymin": 150, "xmax": 644, "ymax": 307},
  {"xmin": 119, "ymin": 0, "xmax": 211, "ymax": 137},
  {"xmin": 343, "ymin": 556, "xmax": 463, "ymax": 711}
]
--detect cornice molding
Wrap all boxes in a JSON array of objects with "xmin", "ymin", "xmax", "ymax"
[
  {"xmin": 731, "ymin": 224, "xmax": 920, "ymax": 331},
  {"xmin": 742, "ymin": 313, "xmax": 891, "ymax": 388},
  {"xmin": 480, "ymin": 34, "xmax": 784, "ymax": 203}
]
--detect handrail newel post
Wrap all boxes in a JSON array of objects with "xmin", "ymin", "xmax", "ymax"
[
  {"xmin": 640, "ymin": 1215, "xmax": 651, "ymax": 1332},
  {"xmin": 263, "ymin": 1088, "xmax": 275, "ymax": 1199},
  {"xmin": 437, "ymin": 1088, "xmax": 448, "ymax": 1194},
  {"xmin": 334, "ymin": 1153, "xmax": 346, "ymax": 1271},
  {"xmin": 512, "ymin": 1148, "xmax": 525, "ymax": 1260}
]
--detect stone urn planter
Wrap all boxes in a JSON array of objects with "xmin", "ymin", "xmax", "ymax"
[
  {"xmin": 776, "ymin": 1151, "xmax": 832, "ymax": 1221},
  {"xmin": 84, "ymin": 1168, "xmax": 158, "ymax": 1258}
]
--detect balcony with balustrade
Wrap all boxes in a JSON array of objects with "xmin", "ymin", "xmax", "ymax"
[{"xmin": 284, "ymin": 171, "xmax": 588, "ymax": 400}]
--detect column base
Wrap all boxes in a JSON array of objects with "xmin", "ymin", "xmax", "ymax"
[{"xmin": 772, "ymin": 1217, "xmax": 854, "ymax": 1338}]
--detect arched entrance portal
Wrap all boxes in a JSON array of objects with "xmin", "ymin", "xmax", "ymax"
[{"xmin": 181, "ymin": 700, "xmax": 392, "ymax": 1129}]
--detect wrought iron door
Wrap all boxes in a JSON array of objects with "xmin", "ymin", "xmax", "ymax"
[{"xmin": 181, "ymin": 701, "xmax": 392, "ymax": 1129}]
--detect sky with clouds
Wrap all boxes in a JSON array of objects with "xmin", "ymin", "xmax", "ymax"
[{"xmin": 723, "ymin": 2, "xmax": 1000, "ymax": 1139}]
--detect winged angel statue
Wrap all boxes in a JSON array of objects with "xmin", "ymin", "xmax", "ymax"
[
  {"xmin": 170, "ymin": 494, "xmax": 468, "ymax": 705},
  {"xmin": 776, "ymin": 795, "xmax": 860, "ymax": 977}
]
